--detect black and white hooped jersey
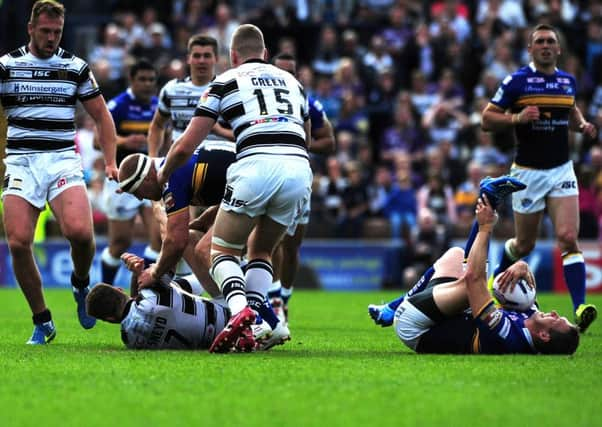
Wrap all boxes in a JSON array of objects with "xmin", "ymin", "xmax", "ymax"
[
  {"xmin": 194, "ymin": 59, "xmax": 309, "ymax": 161},
  {"xmin": 120, "ymin": 284, "xmax": 229, "ymax": 350},
  {"xmin": 0, "ymin": 46, "xmax": 101, "ymax": 155}
]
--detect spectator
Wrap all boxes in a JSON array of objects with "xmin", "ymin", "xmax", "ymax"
[{"xmin": 88, "ymin": 23, "xmax": 128, "ymax": 82}]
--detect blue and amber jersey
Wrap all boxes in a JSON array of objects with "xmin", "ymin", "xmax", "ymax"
[
  {"xmin": 474, "ymin": 301, "xmax": 537, "ymax": 354},
  {"xmin": 309, "ymin": 96, "xmax": 326, "ymax": 133},
  {"xmin": 161, "ymin": 140, "xmax": 236, "ymax": 216},
  {"xmin": 108, "ymin": 88, "xmax": 158, "ymax": 165},
  {"xmin": 489, "ymin": 62, "xmax": 576, "ymax": 169}
]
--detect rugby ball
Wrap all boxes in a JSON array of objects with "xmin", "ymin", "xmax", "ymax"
[{"xmin": 492, "ymin": 275, "xmax": 536, "ymax": 311}]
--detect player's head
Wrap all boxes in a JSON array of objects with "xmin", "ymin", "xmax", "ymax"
[
  {"xmin": 187, "ymin": 34, "xmax": 218, "ymax": 83},
  {"xmin": 272, "ymin": 52, "xmax": 297, "ymax": 76},
  {"xmin": 528, "ymin": 311, "xmax": 579, "ymax": 355},
  {"xmin": 118, "ymin": 153, "xmax": 162, "ymax": 201},
  {"xmin": 129, "ymin": 58, "xmax": 157, "ymax": 102},
  {"xmin": 86, "ymin": 284, "xmax": 130, "ymax": 323},
  {"xmin": 28, "ymin": 0, "xmax": 65, "ymax": 59},
  {"xmin": 230, "ymin": 24, "xmax": 266, "ymax": 66},
  {"xmin": 528, "ymin": 24, "xmax": 561, "ymax": 67}
]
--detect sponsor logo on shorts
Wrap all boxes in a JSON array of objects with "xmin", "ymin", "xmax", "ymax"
[
  {"xmin": 3, "ymin": 175, "xmax": 9, "ymax": 191},
  {"xmin": 57, "ymin": 177, "xmax": 67, "ymax": 188},
  {"xmin": 222, "ymin": 185, "xmax": 247, "ymax": 207},
  {"xmin": 521, "ymin": 198, "xmax": 533, "ymax": 208},
  {"xmin": 560, "ymin": 180, "xmax": 576, "ymax": 189}
]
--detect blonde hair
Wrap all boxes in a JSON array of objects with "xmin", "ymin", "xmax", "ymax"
[
  {"xmin": 30, "ymin": 0, "xmax": 65, "ymax": 25},
  {"xmin": 230, "ymin": 24, "xmax": 264, "ymax": 58}
]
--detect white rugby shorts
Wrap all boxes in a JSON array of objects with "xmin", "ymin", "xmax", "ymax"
[
  {"xmin": 221, "ymin": 155, "xmax": 312, "ymax": 235},
  {"xmin": 2, "ymin": 150, "xmax": 85, "ymax": 209},
  {"xmin": 510, "ymin": 160, "xmax": 578, "ymax": 214},
  {"xmin": 101, "ymin": 177, "xmax": 151, "ymax": 221},
  {"xmin": 394, "ymin": 299, "xmax": 436, "ymax": 351}
]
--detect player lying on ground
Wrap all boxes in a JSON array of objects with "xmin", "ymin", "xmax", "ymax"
[
  {"xmin": 369, "ymin": 177, "xmax": 580, "ymax": 354},
  {"xmin": 118, "ymin": 152, "xmax": 290, "ymax": 350},
  {"xmin": 86, "ymin": 253, "xmax": 280, "ymax": 351}
]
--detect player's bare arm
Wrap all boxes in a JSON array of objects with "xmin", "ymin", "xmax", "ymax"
[
  {"xmin": 138, "ymin": 209, "xmax": 191, "ymax": 288},
  {"xmin": 569, "ymin": 105, "xmax": 597, "ymax": 138},
  {"xmin": 82, "ymin": 95, "xmax": 118, "ymax": 180},
  {"xmin": 211, "ymin": 122, "xmax": 235, "ymax": 141},
  {"xmin": 481, "ymin": 103, "xmax": 540, "ymax": 131},
  {"xmin": 465, "ymin": 196, "xmax": 498, "ymax": 318},
  {"xmin": 147, "ymin": 109, "xmax": 170, "ymax": 156},
  {"xmin": 158, "ymin": 115, "xmax": 216, "ymax": 186},
  {"xmin": 308, "ymin": 117, "xmax": 335, "ymax": 155}
]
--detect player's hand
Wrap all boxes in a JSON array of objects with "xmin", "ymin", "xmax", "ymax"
[
  {"xmin": 579, "ymin": 121, "xmax": 597, "ymax": 139},
  {"xmin": 105, "ymin": 163, "xmax": 119, "ymax": 181},
  {"xmin": 517, "ymin": 106, "xmax": 540, "ymax": 123},
  {"xmin": 137, "ymin": 265, "xmax": 158, "ymax": 290},
  {"xmin": 475, "ymin": 195, "xmax": 497, "ymax": 230},
  {"xmin": 496, "ymin": 261, "xmax": 534, "ymax": 292},
  {"xmin": 121, "ymin": 252, "xmax": 144, "ymax": 274}
]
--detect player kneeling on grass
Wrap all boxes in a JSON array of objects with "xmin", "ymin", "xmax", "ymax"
[
  {"xmin": 86, "ymin": 253, "xmax": 263, "ymax": 351},
  {"xmin": 369, "ymin": 177, "xmax": 579, "ymax": 354}
]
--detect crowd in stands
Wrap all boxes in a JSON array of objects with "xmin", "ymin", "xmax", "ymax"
[{"xmin": 15, "ymin": 1, "xmax": 602, "ymax": 258}]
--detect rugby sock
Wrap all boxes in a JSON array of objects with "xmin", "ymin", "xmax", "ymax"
[
  {"xmin": 32, "ymin": 309, "xmax": 52, "ymax": 325},
  {"xmin": 100, "ymin": 247, "xmax": 121, "ymax": 285},
  {"xmin": 268, "ymin": 280, "xmax": 282, "ymax": 300},
  {"xmin": 562, "ymin": 252, "xmax": 586, "ymax": 310},
  {"xmin": 281, "ymin": 286, "xmax": 293, "ymax": 306},
  {"xmin": 143, "ymin": 246, "xmax": 160, "ymax": 268},
  {"xmin": 386, "ymin": 266, "xmax": 436, "ymax": 310},
  {"xmin": 245, "ymin": 259, "xmax": 280, "ymax": 329},
  {"xmin": 493, "ymin": 239, "xmax": 520, "ymax": 277},
  {"xmin": 210, "ymin": 254, "xmax": 247, "ymax": 315},
  {"xmin": 71, "ymin": 272, "xmax": 90, "ymax": 290}
]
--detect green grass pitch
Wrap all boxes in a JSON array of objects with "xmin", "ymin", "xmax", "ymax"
[{"xmin": 0, "ymin": 289, "xmax": 600, "ymax": 427}]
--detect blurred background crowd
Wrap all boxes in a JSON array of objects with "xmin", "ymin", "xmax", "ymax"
[{"xmin": 2, "ymin": 0, "xmax": 602, "ymax": 271}]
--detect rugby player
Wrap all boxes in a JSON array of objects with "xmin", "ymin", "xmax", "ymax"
[
  {"xmin": 268, "ymin": 52, "xmax": 336, "ymax": 326},
  {"xmin": 0, "ymin": 0, "xmax": 118, "ymax": 343},
  {"xmin": 158, "ymin": 24, "xmax": 311, "ymax": 353},
  {"xmin": 100, "ymin": 59, "xmax": 161, "ymax": 286},
  {"xmin": 481, "ymin": 23, "xmax": 598, "ymax": 332},
  {"xmin": 374, "ymin": 189, "xmax": 580, "ymax": 354}
]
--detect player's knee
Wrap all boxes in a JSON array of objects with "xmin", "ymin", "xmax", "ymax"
[
  {"xmin": 7, "ymin": 233, "xmax": 34, "ymax": 254},
  {"xmin": 63, "ymin": 225, "xmax": 93, "ymax": 246},
  {"xmin": 556, "ymin": 228, "xmax": 578, "ymax": 249}
]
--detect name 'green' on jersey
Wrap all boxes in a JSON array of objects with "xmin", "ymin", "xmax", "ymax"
[
  {"xmin": 194, "ymin": 59, "xmax": 309, "ymax": 161},
  {"xmin": 0, "ymin": 46, "xmax": 101, "ymax": 155},
  {"xmin": 120, "ymin": 284, "xmax": 229, "ymax": 349}
]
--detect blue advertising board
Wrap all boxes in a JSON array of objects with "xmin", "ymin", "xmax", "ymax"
[{"xmin": 0, "ymin": 239, "xmax": 559, "ymax": 291}]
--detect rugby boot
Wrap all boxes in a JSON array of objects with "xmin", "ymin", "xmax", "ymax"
[
  {"xmin": 26, "ymin": 320, "xmax": 56, "ymax": 345},
  {"xmin": 209, "ymin": 306, "xmax": 256, "ymax": 353},
  {"xmin": 479, "ymin": 175, "xmax": 526, "ymax": 209},
  {"xmin": 575, "ymin": 303, "xmax": 597, "ymax": 333},
  {"xmin": 368, "ymin": 303, "xmax": 395, "ymax": 327}
]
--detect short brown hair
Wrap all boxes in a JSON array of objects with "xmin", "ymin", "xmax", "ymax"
[
  {"xmin": 86, "ymin": 283, "xmax": 129, "ymax": 321},
  {"xmin": 534, "ymin": 325, "xmax": 580, "ymax": 355},
  {"xmin": 529, "ymin": 24, "xmax": 560, "ymax": 45},
  {"xmin": 230, "ymin": 24, "xmax": 264, "ymax": 58},
  {"xmin": 30, "ymin": 0, "xmax": 65, "ymax": 25},
  {"xmin": 188, "ymin": 34, "xmax": 218, "ymax": 56}
]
